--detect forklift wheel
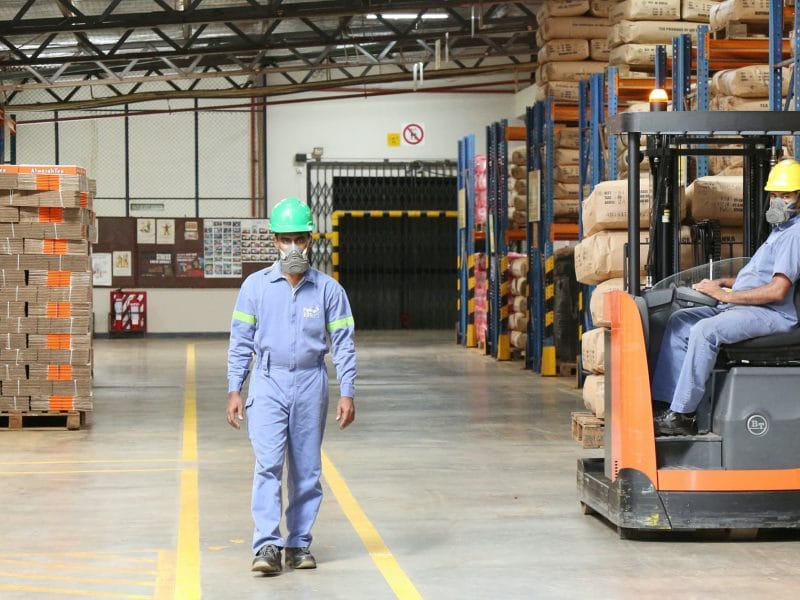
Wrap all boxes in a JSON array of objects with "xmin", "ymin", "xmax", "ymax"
[{"xmin": 580, "ymin": 502, "xmax": 597, "ymax": 515}]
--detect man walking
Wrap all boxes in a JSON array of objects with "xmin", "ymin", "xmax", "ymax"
[{"xmin": 227, "ymin": 197, "xmax": 356, "ymax": 573}]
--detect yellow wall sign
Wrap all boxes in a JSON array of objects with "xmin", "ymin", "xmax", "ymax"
[{"xmin": 387, "ymin": 132, "xmax": 401, "ymax": 147}]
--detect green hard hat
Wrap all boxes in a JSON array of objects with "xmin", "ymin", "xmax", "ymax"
[{"xmin": 270, "ymin": 197, "xmax": 314, "ymax": 233}]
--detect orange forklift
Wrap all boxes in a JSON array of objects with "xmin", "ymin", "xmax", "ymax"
[{"xmin": 577, "ymin": 111, "xmax": 800, "ymax": 537}]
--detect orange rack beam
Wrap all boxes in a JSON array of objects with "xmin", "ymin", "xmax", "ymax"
[
  {"xmin": 551, "ymin": 223, "xmax": 579, "ymax": 241},
  {"xmin": 666, "ymin": 39, "xmax": 791, "ymax": 71},
  {"xmin": 506, "ymin": 126, "xmax": 527, "ymax": 142},
  {"xmin": 615, "ymin": 78, "xmax": 674, "ymax": 103},
  {"xmin": 551, "ymin": 105, "xmax": 580, "ymax": 124},
  {"xmin": 506, "ymin": 228, "xmax": 527, "ymax": 243}
]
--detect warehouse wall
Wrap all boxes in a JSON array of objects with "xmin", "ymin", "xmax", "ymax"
[
  {"xmin": 266, "ymin": 89, "xmax": 514, "ymax": 203},
  {"xmin": 12, "ymin": 89, "xmax": 515, "ymax": 333}
]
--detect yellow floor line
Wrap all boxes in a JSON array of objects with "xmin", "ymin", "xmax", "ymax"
[
  {"xmin": 0, "ymin": 583, "xmax": 151, "ymax": 599},
  {"xmin": 0, "ymin": 571, "xmax": 154, "ymax": 587},
  {"xmin": 154, "ymin": 550, "xmax": 177, "ymax": 600},
  {"xmin": 0, "ymin": 458, "xmax": 182, "ymax": 466},
  {"xmin": 0, "ymin": 558, "xmax": 157, "ymax": 576},
  {"xmin": 322, "ymin": 451, "xmax": 422, "ymax": 600},
  {"xmin": 0, "ymin": 552, "xmax": 156, "ymax": 563},
  {"xmin": 175, "ymin": 343, "xmax": 201, "ymax": 600},
  {"xmin": 0, "ymin": 467, "xmax": 182, "ymax": 476}
]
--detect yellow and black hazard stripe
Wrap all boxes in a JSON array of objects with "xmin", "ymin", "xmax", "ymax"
[
  {"xmin": 497, "ymin": 255, "xmax": 511, "ymax": 360},
  {"xmin": 466, "ymin": 254, "xmax": 477, "ymax": 347},
  {"xmin": 329, "ymin": 210, "xmax": 458, "ymax": 281},
  {"xmin": 332, "ymin": 210, "xmax": 458, "ymax": 219},
  {"xmin": 541, "ymin": 253, "xmax": 556, "ymax": 375}
]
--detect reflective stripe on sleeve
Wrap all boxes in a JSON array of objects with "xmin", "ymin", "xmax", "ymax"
[
  {"xmin": 327, "ymin": 316, "xmax": 354, "ymax": 332},
  {"xmin": 232, "ymin": 310, "xmax": 256, "ymax": 325}
]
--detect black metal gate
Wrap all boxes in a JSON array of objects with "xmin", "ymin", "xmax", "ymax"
[{"xmin": 308, "ymin": 161, "xmax": 457, "ymax": 329}]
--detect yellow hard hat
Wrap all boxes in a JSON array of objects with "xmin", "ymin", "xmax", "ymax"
[{"xmin": 765, "ymin": 159, "xmax": 800, "ymax": 192}]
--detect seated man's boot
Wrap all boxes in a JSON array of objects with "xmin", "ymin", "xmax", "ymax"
[{"xmin": 654, "ymin": 409, "xmax": 697, "ymax": 436}]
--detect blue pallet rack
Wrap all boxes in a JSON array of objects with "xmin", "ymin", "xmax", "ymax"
[
  {"xmin": 771, "ymin": 0, "xmax": 800, "ymax": 156},
  {"xmin": 457, "ymin": 134, "xmax": 479, "ymax": 348},
  {"xmin": 486, "ymin": 120, "xmax": 527, "ymax": 361},
  {"xmin": 576, "ymin": 74, "xmax": 607, "ymax": 342},
  {"xmin": 525, "ymin": 98, "xmax": 581, "ymax": 375},
  {"xmin": 525, "ymin": 103, "xmax": 543, "ymax": 372}
]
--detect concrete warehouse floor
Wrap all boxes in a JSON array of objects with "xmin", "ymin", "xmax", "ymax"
[{"xmin": 0, "ymin": 330, "xmax": 798, "ymax": 599}]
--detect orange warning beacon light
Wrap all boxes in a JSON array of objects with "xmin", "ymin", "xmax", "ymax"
[{"xmin": 648, "ymin": 88, "xmax": 668, "ymax": 112}]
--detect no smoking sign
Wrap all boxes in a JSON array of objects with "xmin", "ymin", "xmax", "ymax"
[{"xmin": 402, "ymin": 123, "xmax": 425, "ymax": 146}]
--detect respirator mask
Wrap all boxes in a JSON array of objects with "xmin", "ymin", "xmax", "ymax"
[
  {"xmin": 765, "ymin": 193, "xmax": 798, "ymax": 225},
  {"xmin": 279, "ymin": 241, "xmax": 310, "ymax": 275}
]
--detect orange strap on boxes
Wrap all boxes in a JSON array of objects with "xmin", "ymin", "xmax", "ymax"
[
  {"xmin": 47, "ymin": 365, "xmax": 73, "ymax": 380},
  {"xmin": 79, "ymin": 192, "xmax": 89, "ymax": 208},
  {"xmin": 43, "ymin": 240, "xmax": 69, "ymax": 255},
  {"xmin": 47, "ymin": 270, "xmax": 71, "ymax": 286},
  {"xmin": 47, "ymin": 333, "xmax": 71, "ymax": 349},
  {"xmin": 47, "ymin": 302, "xmax": 72, "ymax": 317},
  {"xmin": 36, "ymin": 175, "xmax": 62, "ymax": 191},
  {"xmin": 38, "ymin": 207, "xmax": 65, "ymax": 223},
  {"xmin": 49, "ymin": 395, "xmax": 75, "ymax": 411}
]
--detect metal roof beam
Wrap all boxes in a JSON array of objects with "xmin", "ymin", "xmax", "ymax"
[{"xmin": 0, "ymin": 1, "xmax": 518, "ymax": 36}]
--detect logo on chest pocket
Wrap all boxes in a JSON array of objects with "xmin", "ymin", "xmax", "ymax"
[{"xmin": 303, "ymin": 306, "xmax": 321, "ymax": 319}]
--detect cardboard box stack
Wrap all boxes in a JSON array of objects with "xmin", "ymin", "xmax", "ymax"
[
  {"xmin": 0, "ymin": 165, "xmax": 94, "ymax": 414},
  {"xmin": 507, "ymin": 254, "xmax": 530, "ymax": 351}
]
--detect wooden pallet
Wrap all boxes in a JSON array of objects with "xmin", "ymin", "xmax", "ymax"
[
  {"xmin": 558, "ymin": 361, "xmax": 577, "ymax": 378},
  {"xmin": 0, "ymin": 410, "xmax": 85, "ymax": 431},
  {"xmin": 571, "ymin": 411, "xmax": 604, "ymax": 449}
]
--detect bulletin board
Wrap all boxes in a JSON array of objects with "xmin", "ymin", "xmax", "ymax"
[{"xmin": 92, "ymin": 217, "xmax": 277, "ymax": 288}]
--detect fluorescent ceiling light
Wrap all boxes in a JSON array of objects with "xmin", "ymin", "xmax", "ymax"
[{"xmin": 366, "ymin": 13, "xmax": 449, "ymax": 20}]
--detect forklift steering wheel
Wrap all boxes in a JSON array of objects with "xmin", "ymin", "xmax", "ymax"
[{"xmin": 675, "ymin": 286, "xmax": 719, "ymax": 307}]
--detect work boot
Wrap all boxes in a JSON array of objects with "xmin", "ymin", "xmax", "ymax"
[
  {"xmin": 655, "ymin": 409, "xmax": 697, "ymax": 436},
  {"xmin": 285, "ymin": 547, "xmax": 317, "ymax": 569},
  {"xmin": 251, "ymin": 544, "xmax": 282, "ymax": 574}
]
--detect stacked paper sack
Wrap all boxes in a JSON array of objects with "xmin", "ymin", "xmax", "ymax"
[
  {"xmin": 553, "ymin": 128, "xmax": 584, "ymax": 223},
  {"xmin": 508, "ymin": 147, "xmax": 528, "ymax": 229},
  {"xmin": 0, "ymin": 165, "xmax": 95, "ymax": 414},
  {"xmin": 709, "ymin": 0, "xmax": 769, "ymax": 38},
  {"xmin": 507, "ymin": 254, "xmax": 530, "ymax": 351},
  {"xmin": 575, "ymin": 178, "xmax": 655, "ymax": 417},
  {"xmin": 688, "ymin": 63, "xmax": 791, "ymax": 260},
  {"xmin": 607, "ymin": 0, "xmax": 712, "ymax": 71},
  {"xmin": 534, "ymin": 0, "xmax": 611, "ymax": 105}
]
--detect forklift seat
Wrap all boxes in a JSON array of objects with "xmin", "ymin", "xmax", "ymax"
[{"xmin": 717, "ymin": 284, "xmax": 800, "ymax": 366}]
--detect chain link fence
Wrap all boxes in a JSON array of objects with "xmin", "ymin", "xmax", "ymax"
[{"xmin": 12, "ymin": 100, "xmax": 258, "ymax": 219}]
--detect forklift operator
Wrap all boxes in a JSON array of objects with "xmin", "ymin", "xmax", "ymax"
[{"xmin": 652, "ymin": 158, "xmax": 800, "ymax": 436}]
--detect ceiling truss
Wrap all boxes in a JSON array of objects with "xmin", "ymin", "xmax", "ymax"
[{"xmin": 0, "ymin": 0, "xmax": 539, "ymax": 110}]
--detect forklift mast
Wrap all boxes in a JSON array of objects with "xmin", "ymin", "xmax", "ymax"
[{"xmin": 606, "ymin": 111, "xmax": 795, "ymax": 293}]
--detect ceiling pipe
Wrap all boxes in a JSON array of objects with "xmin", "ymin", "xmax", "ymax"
[
  {"xmin": 15, "ymin": 79, "xmax": 520, "ymax": 124},
  {"xmin": 8, "ymin": 61, "xmax": 536, "ymax": 112}
]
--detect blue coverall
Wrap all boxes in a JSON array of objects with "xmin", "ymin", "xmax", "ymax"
[
  {"xmin": 651, "ymin": 214, "xmax": 800, "ymax": 414},
  {"xmin": 228, "ymin": 263, "xmax": 356, "ymax": 553}
]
